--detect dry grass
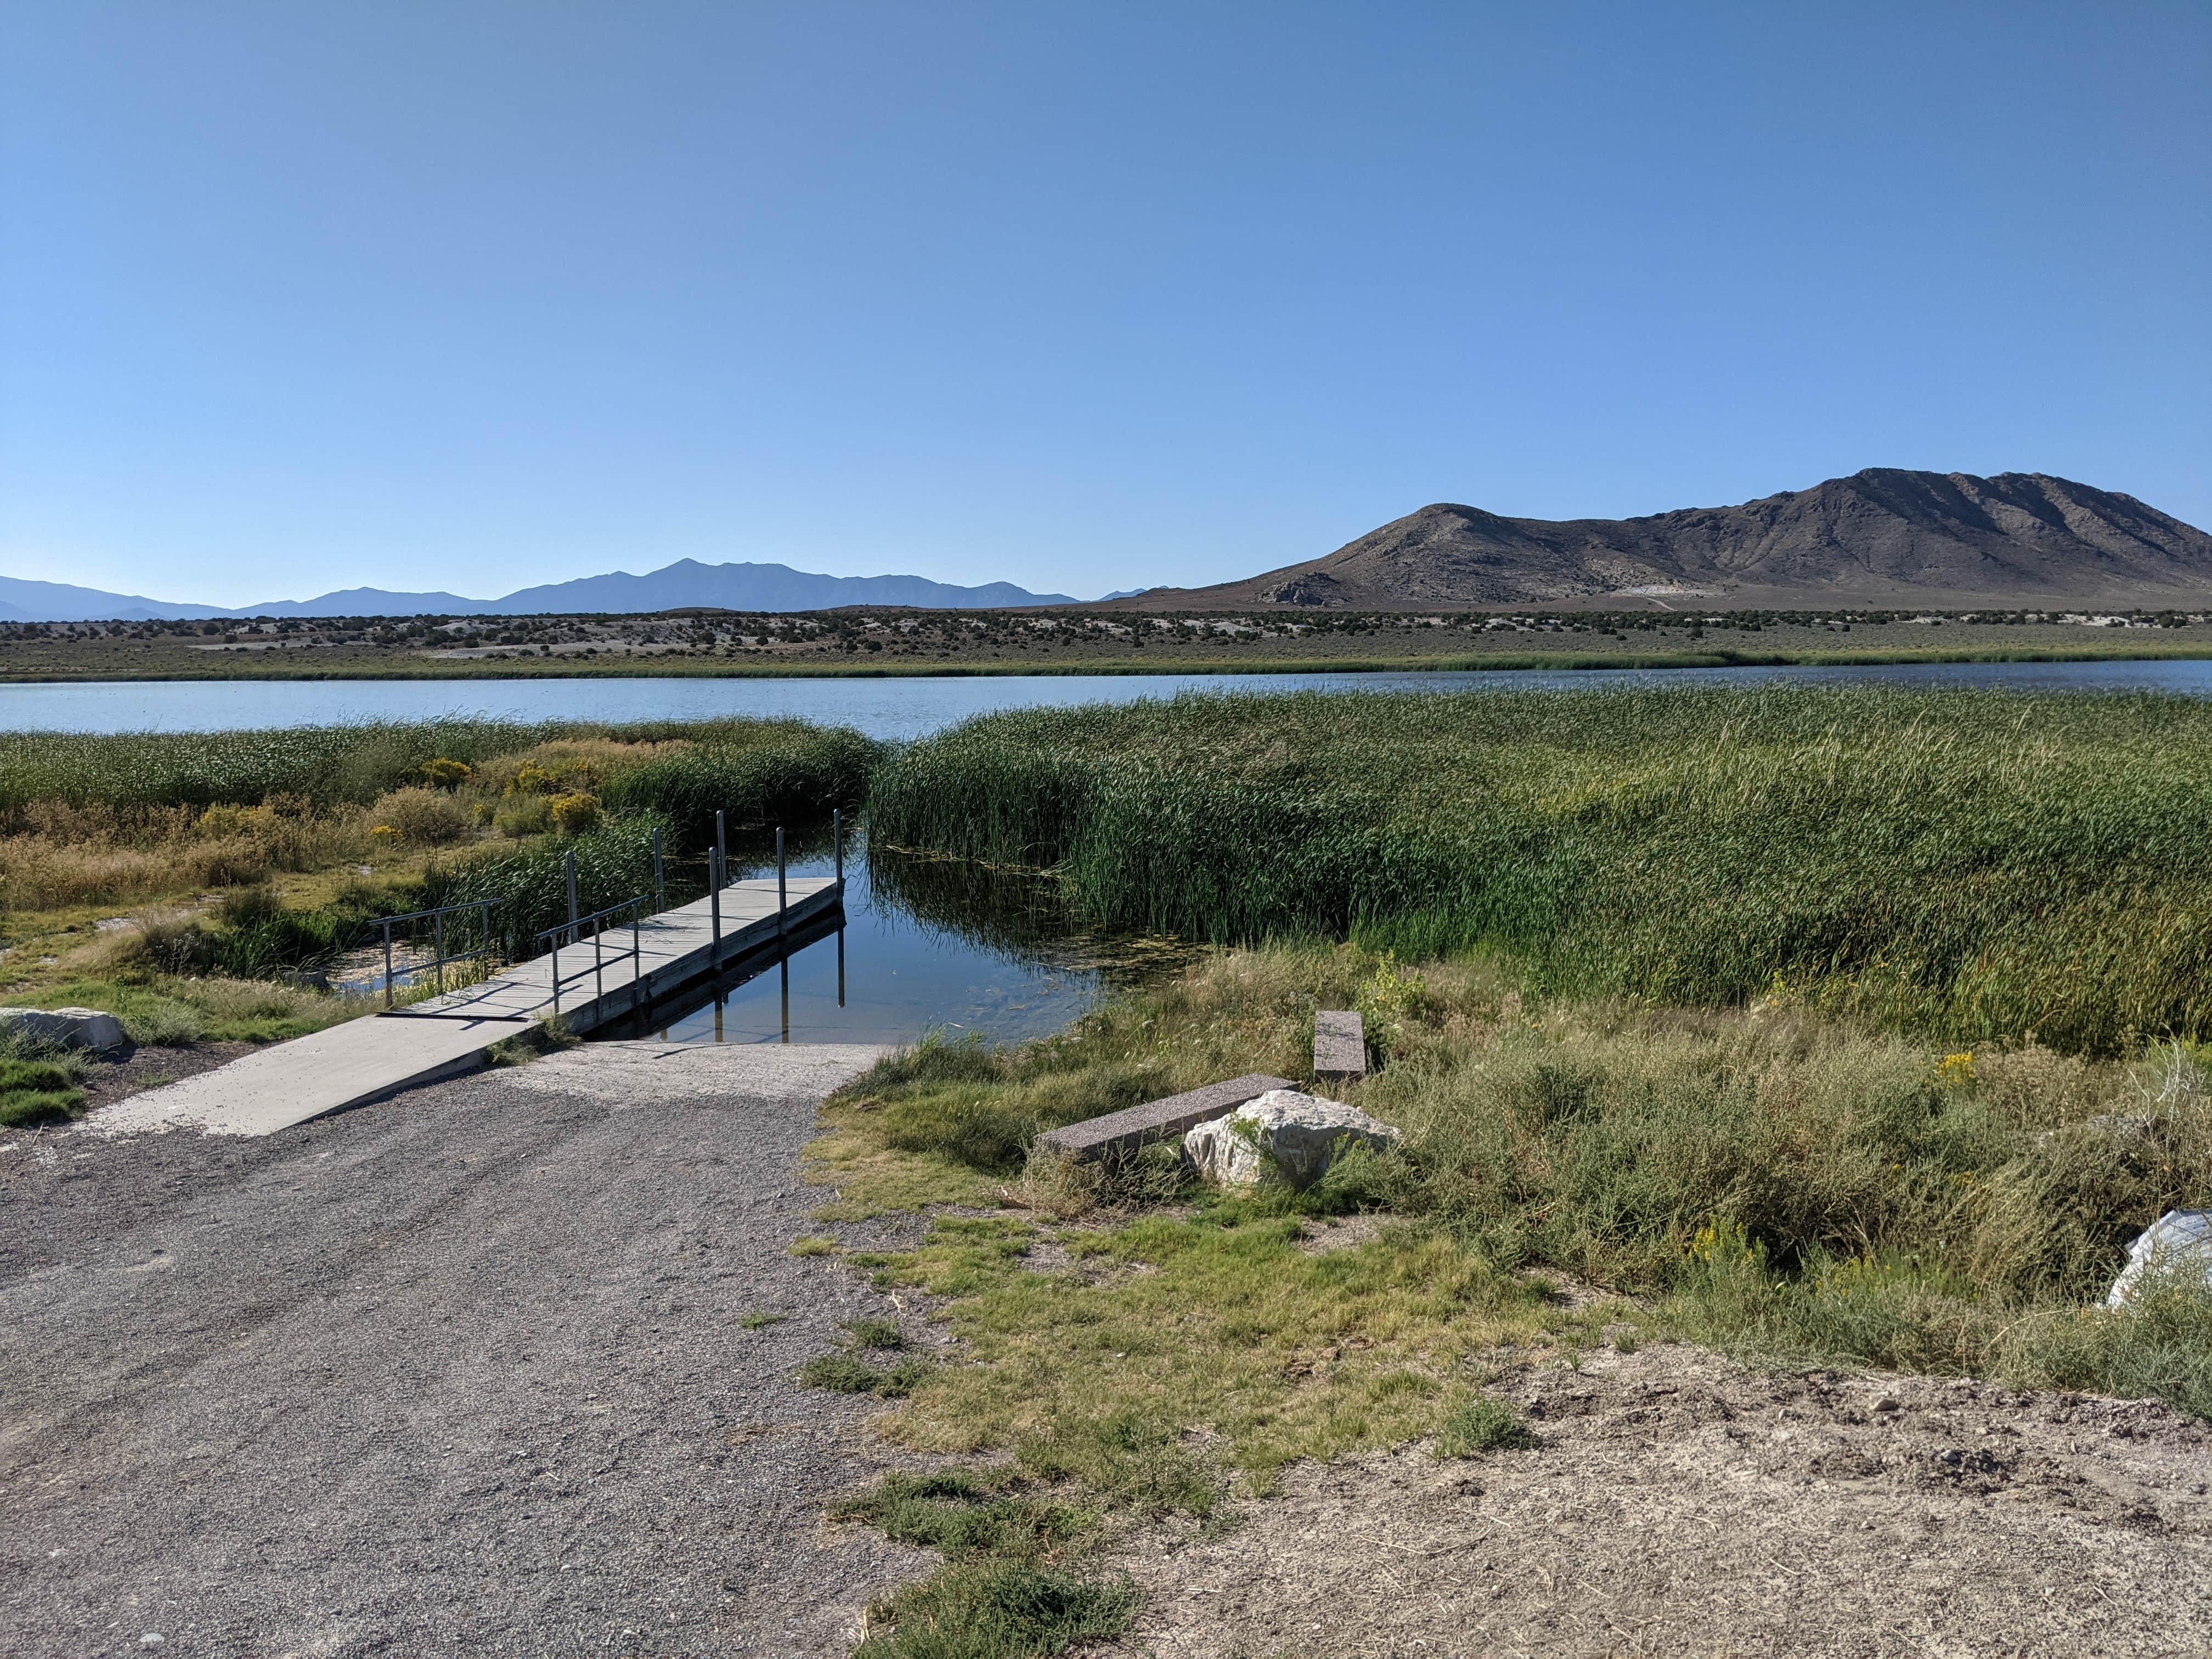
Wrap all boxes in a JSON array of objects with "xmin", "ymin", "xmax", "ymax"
[
  {"xmin": 473, "ymin": 737, "xmax": 687, "ymax": 799},
  {"xmin": 819, "ymin": 939, "xmax": 2212, "ymax": 1506},
  {"xmin": 367, "ymin": 786, "xmax": 473, "ymax": 845},
  {"xmin": 0, "ymin": 798, "xmax": 369, "ymax": 910}
]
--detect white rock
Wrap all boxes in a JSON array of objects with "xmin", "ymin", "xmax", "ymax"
[
  {"xmin": 1184, "ymin": 1088, "xmax": 1401, "ymax": 1190},
  {"xmin": 2107, "ymin": 1210, "xmax": 2212, "ymax": 1308},
  {"xmin": 0, "ymin": 1006, "xmax": 127, "ymax": 1053}
]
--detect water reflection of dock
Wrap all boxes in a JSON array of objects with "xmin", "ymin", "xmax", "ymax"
[
  {"xmin": 613, "ymin": 902, "xmax": 848, "ymax": 1046},
  {"xmin": 93, "ymin": 877, "xmax": 843, "ymax": 1137}
]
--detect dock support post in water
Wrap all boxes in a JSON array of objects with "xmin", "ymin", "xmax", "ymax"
[
  {"xmin": 711, "ymin": 810, "xmax": 725, "ymax": 961},
  {"xmin": 777, "ymin": 826, "xmax": 787, "ymax": 935},
  {"xmin": 652, "ymin": 827, "xmax": 664, "ymax": 914}
]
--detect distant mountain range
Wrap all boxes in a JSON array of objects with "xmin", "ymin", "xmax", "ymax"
[
  {"xmin": 1109, "ymin": 470, "xmax": 2212, "ymax": 611},
  {"xmin": 0, "ymin": 560, "xmax": 1077, "ymax": 622},
  {"xmin": 13, "ymin": 472, "xmax": 2210, "ymax": 623}
]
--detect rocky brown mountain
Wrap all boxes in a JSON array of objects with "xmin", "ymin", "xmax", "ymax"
[{"xmin": 1112, "ymin": 470, "xmax": 2212, "ymax": 610}]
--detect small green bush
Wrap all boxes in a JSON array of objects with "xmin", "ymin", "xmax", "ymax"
[
  {"xmin": 493, "ymin": 795, "xmax": 550, "ymax": 839},
  {"xmin": 546, "ymin": 792, "xmax": 600, "ymax": 835},
  {"xmin": 834, "ymin": 1471, "xmax": 1093, "ymax": 1561},
  {"xmin": 369, "ymin": 786, "xmax": 473, "ymax": 845},
  {"xmin": 1435, "ymin": 1396, "xmax": 1539, "ymax": 1456},
  {"xmin": 838, "ymin": 1472, "xmax": 1129, "ymax": 1659},
  {"xmin": 854, "ymin": 1561, "xmax": 1135, "ymax": 1659}
]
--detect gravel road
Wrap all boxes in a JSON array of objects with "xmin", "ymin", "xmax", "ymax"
[{"xmin": 0, "ymin": 1041, "xmax": 923, "ymax": 1659}]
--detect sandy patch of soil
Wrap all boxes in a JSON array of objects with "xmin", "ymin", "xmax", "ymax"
[{"xmin": 1081, "ymin": 1344, "xmax": 2212, "ymax": 1659}]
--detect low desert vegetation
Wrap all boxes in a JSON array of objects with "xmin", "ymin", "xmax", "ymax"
[{"xmin": 814, "ymin": 943, "xmax": 2212, "ymax": 1655}]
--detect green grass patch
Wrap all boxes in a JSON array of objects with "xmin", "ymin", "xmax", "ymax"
[
  {"xmin": 739, "ymin": 1310, "xmax": 787, "ymax": 1330},
  {"xmin": 0, "ymin": 1056, "xmax": 86, "ymax": 1127},
  {"xmin": 21, "ymin": 975, "xmax": 364, "ymax": 1045},
  {"xmin": 1435, "ymin": 1396, "xmax": 1541, "ymax": 1456},
  {"xmin": 865, "ymin": 1207, "xmax": 1554, "ymax": 1486},
  {"xmin": 799, "ymin": 1351, "xmax": 932, "ymax": 1399},
  {"xmin": 834, "ymin": 1470, "xmax": 1131, "ymax": 1658},
  {"xmin": 854, "ymin": 1559, "xmax": 1135, "ymax": 1659}
]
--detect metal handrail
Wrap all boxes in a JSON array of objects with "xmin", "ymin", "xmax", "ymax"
[
  {"xmin": 375, "ymin": 897, "xmax": 503, "ymax": 1009},
  {"xmin": 369, "ymin": 812, "xmax": 839, "ymax": 1025},
  {"xmin": 538, "ymin": 894, "xmax": 651, "ymax": 1014}
]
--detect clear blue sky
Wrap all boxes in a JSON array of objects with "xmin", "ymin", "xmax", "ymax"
[{"xmin": 3, "ymin": 2, "xmax": 2207, "ymax": 607}]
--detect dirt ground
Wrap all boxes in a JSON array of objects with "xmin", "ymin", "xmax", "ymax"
[
  {"xmin": 1081, "ymin": 1344, "xmax": 2212, "ymax": 1659},
  {"xmin": 1, "ymin": 1041, "xmax": 930, "ymax": 1659}
]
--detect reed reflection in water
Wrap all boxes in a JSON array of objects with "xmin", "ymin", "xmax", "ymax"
[{"xmin": 625, "ymin": 828, "xmax": 1189, "ymax": 1047}]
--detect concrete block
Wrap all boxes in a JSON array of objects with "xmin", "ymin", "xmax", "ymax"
[
  {"xmin": 1314, "ymin": 1009, "xmax": 1366, "ymax": 1086},
  {"xmin": 1037, "ymin": 1073, "xmax": 1296, "ymax": 1163},
  {"xmin": 0, "ymin": 1006, "xmax": 128, "ymax": 1053}
]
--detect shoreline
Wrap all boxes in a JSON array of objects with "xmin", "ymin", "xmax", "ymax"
[{"xmin": 8, "ymin": 641, "xmax": 2212, "ymax": 685}]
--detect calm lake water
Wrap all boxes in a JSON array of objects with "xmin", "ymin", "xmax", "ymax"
[
  {"xmin": 3, "ymin": 657, "xmax": 2211, "ymax": 740},
  {"xmin": 12, "ymin": 660, "xmax": 2207, "ymax": 1047},
  {"xmin": 607, "ymin": 833, "xmax": 1181, "ymax": 1047}
]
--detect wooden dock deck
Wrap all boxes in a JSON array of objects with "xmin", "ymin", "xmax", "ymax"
[{"xmin": 92, "ymin": 876, "xmax": 843, "ymax": 1138}]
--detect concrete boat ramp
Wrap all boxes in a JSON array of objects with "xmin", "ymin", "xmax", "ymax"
[{"xmin": 94, "ymin": 874, "xmax": 842, "ymax": 1137}]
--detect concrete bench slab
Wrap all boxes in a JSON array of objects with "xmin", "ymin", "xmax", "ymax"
[
  {"xmin": 1314, "ymin": 1010, "xmax": 1366, "ymax": 1087},
  {"xmin": 1037, "ymin": 1073, "xmax": 1296, "ymax": 1163}
]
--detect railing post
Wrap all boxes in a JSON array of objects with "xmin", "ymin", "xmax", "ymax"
[
  {"xmin": 834, "ymin": 808, "xmax": 843, "ymax": 883},
  {"xmin": 633, "ymin": 907, "xmax": 643, "ymax": 1013},
  {"xmin": 776, "ymin": 825, "xmax": 786, "ymax": 935},
  {"xmin": 566, "ymin": 850, "xmax": 579, "ymax": 931},
  {"xmin": 713, "ymin": 809, "xmax": 727, "ymax": 965},
  {"xmin": 709, "ymin": 847, "xmax": 721, "ymax": 958},
  {"xmin": 434, "ymin": 909, "xmax": 446, "ymax": 996},
  {"xmin": 382, "ymin": 919, "xmax": 394, "ymax": 1010},
  {"xmin": 594, "ymin": 919, "xmax": 603, "ymax": 1005},
  {"xmin": 652, "ymin": 826, "xmax": 665, "ymax": 914},
  {"xmin": 550, "ymin": 935, "xmax": 561, "ymax": 1015}
]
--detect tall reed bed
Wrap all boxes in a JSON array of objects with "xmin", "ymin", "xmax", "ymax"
[
  {"xmin": 0, "ymin": 714, "xmax": 884, "ymax": 817},
  {"xmin": 0, "ymin": 720, "xmax": 539, "ymax": 812},
  {"xmin": 599, "ymin": 721, "xmax": 881, "ymax": 841},
  {"xmin": 866, "ymin": 687, "xmax": 2212, "ymax": 1053}
]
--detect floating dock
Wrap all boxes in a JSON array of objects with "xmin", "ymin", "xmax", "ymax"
[{"xmin": 94, "ymin": 876, "xmax": 842, "ymax": 1138}]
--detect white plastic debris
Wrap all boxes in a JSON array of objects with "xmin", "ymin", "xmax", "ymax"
[{"xmin": 2107, "ymin": 1210, "xmax": 2212, "ymax": 1308}]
